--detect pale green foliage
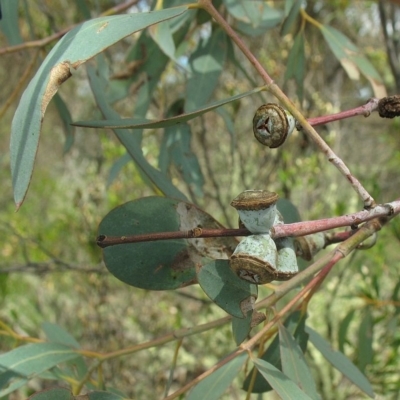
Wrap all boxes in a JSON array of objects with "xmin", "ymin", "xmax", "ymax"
[{"xmin": 1, "ymin": 0, "xmax": 400, "ymax": 399}]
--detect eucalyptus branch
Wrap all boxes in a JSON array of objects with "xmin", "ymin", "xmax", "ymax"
[
  {"xmin": 197, "ymin": 0, "xmax": 376, "ymax": 209},
  {"xmin": 71, "ymin": 213, "xmax": 387, "ymax": 396},
  {"xmin": 299, "ymin": 96, "xmax": 400, "ymax": 129},
  {"xmin": 163, "ymin": 216, "xmax": 383, "ymax": 399},
  {"xmin": 96, "ymin": 200, "xmax": 400, "ymax": 248}
]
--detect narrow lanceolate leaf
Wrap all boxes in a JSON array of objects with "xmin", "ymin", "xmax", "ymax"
[
  {"xmin": 243, "ymin": 311, "xmax": 309, "ymax": 393},
  {"xmin": 0, "ymin": 0, "xmax": 23, "ymax": 45},
  {"xmin": 10, "ymin": 6, "xmax": 189, "ymax": 208},
  {"xmin": 187, "ymin": 353, "xmax": 247, "ymax": 400},
  {"xmin": 42, "ymin": 322, "xmax": 80, "ymax": 348},
  {"xmin": 197, "ymin": 260, "xmax": 257, "ymax": 318},
  {"xmin": 53, "ymin": 93, "xmax": 75, "ymax": 154},
  {"xmin": 281, "ymin": 0, "xmax": 302, "ymax": 36},
  {"xmin": 72, "ymin": 86, "xmax": 265, "ymax": 129},
  {"xmin": 185, "ymin": 28, "xmax": 227, "ymax": 112},
  {"xmin": 253, "ymin": 358, "xmax": 313, "ymax": 400},
  {"xmin": 319, "ymin": 25, "xmax": 386, "ymax": 97},
  {"xmin": 338, "ymin": 309, "xmax": 355, "ymax": 353},
  {"xmin": 0, "ymin": 343, "xmax": 79, "ymax": 397},
  {"xmin": 284, "ymin": 32, "xmax": 305, "ymax": 101},
  {"xmin": 223, "ymin": 0, "xmax": 283, "ymax": 37},
  {"xmin": 305, "ymin": 326, "xmax": 374, "ymax": 398},
  {"xmin": 279, "ymin": 324, "xmax": 320, "ymax": 399},
  {"xmin": 357, "ymin": 309, "xmax": 374, "ymax": 373}
]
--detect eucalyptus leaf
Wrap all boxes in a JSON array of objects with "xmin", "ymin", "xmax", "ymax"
[
  {"xmin": 279, "ymin": 324, "xmax": 320, "ymax": 399},
  {"xmin": 306, "ymin": 326, "xmax": 374, "ymax": 398},
  {"xmin": 243, "ymin": 311, "xmax": 308, "ymax": 393},
  {"xmin": 0, "ymin": 343, "xmax": 79, "ymax": 397},
  {"xmin": 52, "ymin": 93, "xmax": 75, "ymax": 154},
  {"xmin": 99, "ymin": 197, "xmax": 237, "ymax": 290},
  {"xmin": 72, "ymin": 87, "xmax": 264, "ymax": 129},
  {"xmin": 320, "ymin": 25, "xmax": 385, "ymax": 97},
  {"xmin": 185, "ymin": 28, "xmax": 227, "ymax": 112},
  {"xmin": 0, "ymin": 0, "xmax": 22, "ymax": 45},
  {"xmin": 357, "ymin": 309, "xmax": 374, "ymax": 373},
  {"xmin": 42, "ymin": 322, "xmax": 80, "ymax": 348},
  {"xmin": 281, "ymin": 0, "xmax": 302, "ymax": 36},
  {"xmin": 253, "ymin": 358, "xmax": 313, "ymax": 400},
  {"xmin": 159, "ymin": 121, "xmax": 204, "ymax": 198},
  {"xmin": 284, "ymin": 32, "xmax": 305, "ymax": 101},
  {"xmin": 187, "ymin": 353, "xmax": 247, "ymax": 400},
  {"xmin": 10, "ymin": 5, "xmax": 189, "ymax": 207},
  {"xmin": 232, "ymin": 312, "xmax": 253, "ymax": 345},
  {"xmin": 197, "ymin": 260, "xmax": 257, "ymax": 318},
  {"xmin": 338, "ymin": 309, "xmax": 355, "ymax": 353}
]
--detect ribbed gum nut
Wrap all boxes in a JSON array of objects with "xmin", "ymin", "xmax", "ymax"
[
  {"xmin": 231, "ymin": 190, "xmax": 279, "ymax": 234},
  {"xmin": 252, "ymin": 104, "xmax": 295, "ymax": 148},
  {"xmin": 230, "ymin": 234, "xmax": 278, "ymax": 284},
  {"xmin": 294, "ymin": 233, "xmax": 326, "ymax": 261}
]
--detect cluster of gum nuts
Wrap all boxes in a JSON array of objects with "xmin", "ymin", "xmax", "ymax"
[{"xmin": 230, "ymin": 190, "xmax": 298, "ymax": 285}]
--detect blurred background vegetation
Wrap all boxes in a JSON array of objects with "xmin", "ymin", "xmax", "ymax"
[{"xmin": 1, "ymin": 0, "xmax": 400, "ymax": 398}]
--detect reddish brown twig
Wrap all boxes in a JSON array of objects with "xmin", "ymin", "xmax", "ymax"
[{"xmin": 96, "ymin": 200, "xmax": 400, "ymax": 248}]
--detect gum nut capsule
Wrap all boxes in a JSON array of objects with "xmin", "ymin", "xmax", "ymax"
[
  {"xmin": 230, "ymin": 234, "xmax": 278, "ymax": 284},
  {"xmin": 274, "ymin": 237, "xmax": 298, "ymax": 280},
  {"xmin": 294, "ymin": 232, "xmax": 326, "ymax": 261},
  {"xmin": 231, "ymin": 190, "xmax": 279, "ymax": 234},
  {"xmin": 253, "ymin": 103, "xmax": 296, "ymax": 148}
]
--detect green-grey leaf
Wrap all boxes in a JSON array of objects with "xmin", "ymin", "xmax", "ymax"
[
  {"xmin": 185, "ymin": 28, "xmax": 227, "ymax": 112},
  {"xmin": 197, "ymin": 260, "xmax": 257, "ymax": 318},
  {"xmin": 232, "ymin": 312, "xmax": 253, "ymax": 345},
  {"xmin": 357, "ymin": 309, "xmax": 374, "ymax": 373},
  {"xmin": 279, "ymin": 324, "xmax": 320, "ymax": 399},
  {"xmin": 277, "ymin": 198, "xmax": 302, "ymax": 224},
  {"xmin": 86, "ymin": 63, "xmax": 187, "ymax": 201},
  {"xmin": 72, "ymin": 86, "xmax": 264, "ymax": 129},
  {"xmin": 243, "ymin": 311, "xmax": 308, "ymax": 393},
  {"xmin": 10, "ymin": 6, "xmax": 189, "ymax": 207},
  {"xmin": 106, "ymin": 153, "xmax": 131, "ymax": 188},
  {"xmin": 99, "ymin": 197, "xmax": 237, "ymax": 290},
  {"xmin": 53, "ymin": 93, "xmax": 75, "ymax": 153},
  {"xmin": 0, "ymin": 0, "xmax": 23, "ymax": 45},
  {"xmin": 284, "ymin": 32, "xmax": 305, "ymax": 101},
  {"xmin": 149, "ymin": 20, "xmax": 176, "ymax": 60},
  {"xmin": 253, "ymin": 358, "xmax": 313, "ymax": 400},
  {"xmin": 223, "ymin": 0, "xmax": 283, "ymax": 37},
  {"xmin": 305, "ymin": 326, "xmax": 374, "ymax": 398},
  {"xmin": 0, "ymin": 343, "xmax": 79, "ymax": 397},
  {"xmin": 28, "ymin": 387, "xmax": 74, "ymax": 400},
  {"xmin": 42, "ymin": 322, "xmax": 80, "ymax": 348},
  {"xmin": 187, "ymin": 353, "xmax": 247, "ymax": 400},
  {"xmin": 320, "ymin": 24, "xmax": 382, "ymax": 90},
  {"xmin": 281, "ymin": 0, "xmax": 302, "ymax": 36},
  {"xmin": 338, "ymin": 309, "xmax": 355, "ymax": 353},
  {"xmin": 160, "ymin": 123, "xmax": 204, "ymax": 198}
]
